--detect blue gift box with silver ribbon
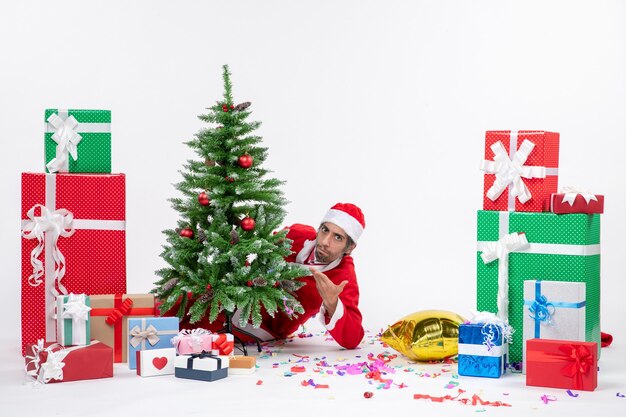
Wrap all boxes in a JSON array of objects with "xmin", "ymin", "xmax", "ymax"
[
  {"xmin": 522, "ymin": 280, "xmax": 586, "ymax": 372},
  {"xmin": 458, "ymin": 322, "xmax": 508, "ymax": 378}
]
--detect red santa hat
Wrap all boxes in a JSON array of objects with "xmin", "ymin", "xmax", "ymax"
[{"xmin": 321, "ymin": 203, "xmax": 366, "ymax": 243}]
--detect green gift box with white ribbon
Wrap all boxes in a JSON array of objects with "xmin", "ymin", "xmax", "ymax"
[
  {"xmin": 56, "ymin": 293, "xmax": 91, "ymax": 346},
  {"xmin": 44, "ymin": 109, "xmax": 111, "ymax": 173},
  {"xmin": 476, "ymin": 210, "xmax": 600, "ymax": 364}
]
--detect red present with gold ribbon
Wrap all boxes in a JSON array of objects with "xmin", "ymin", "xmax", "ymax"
[
  {"xmin": 90, "ymin": 294, "xmax": 155, "ymax": 363},
  {"xmin": 526, "ymin": 338, "xmax": 597, "ymax": 391},
  {"xmin": 20, "ymin": 173, "xmax": 126, "ymax": 355},
  {"xmin": 480, "ymin": 131, "xmax": 559, "ymax": 212}
]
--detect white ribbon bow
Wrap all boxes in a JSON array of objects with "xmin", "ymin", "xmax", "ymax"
[
  {"xmin": 21, "ymin": 204, "xmax": 75, "ymax": 294},
  {"xmin": 560, "ymin": 185, "xmax": 598, "ymax": 206},
  {"xmin": 469, "ymin": 311, "xmax": 514, "ymax": 345},
  {"xmin": 480, "ymin": 140, "xmax": 546, "ymax": 204},
  {"xmin": 61, "ymin": 293, "xmax": 91, "ymax": 322},
  {"xmin": 480, "ymin": 232, "xmax": 530, "ymax": 323},
  {"xmin": 25, "ymin": 340, "xmax": 68, "ymax": 384},
  {"xmin": 46, "ymin": 113, "xmax": 82, "ymax": 173},
  {"xmin": 129, "ymin": 325, "xmax": 160, "ymax": 348}
]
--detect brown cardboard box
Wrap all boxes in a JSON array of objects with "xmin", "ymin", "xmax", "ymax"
[
  {"xmin": 90, "ymin": 294, "xmax": 155, "ymax": 363},
  {"xmin": 228, "ymin": 355, "xmax": 256, "ymax": 375}
]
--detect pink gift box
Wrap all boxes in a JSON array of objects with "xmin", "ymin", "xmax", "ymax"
[{"xmin": 171, "ymin": 329, "xmax": 213, "ymax": 355}]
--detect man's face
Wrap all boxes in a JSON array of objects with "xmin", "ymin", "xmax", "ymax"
[{"xmin": 315, "ymin": 222, "xmax": 355, "ymax": 263}]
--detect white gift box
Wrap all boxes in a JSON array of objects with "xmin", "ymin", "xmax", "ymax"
[
  {"xmin": 136, "ymin": 348, "xmax": 176, "ymax": 377},
  {"xmin": 174, "ymin": 353, "xmax": 230, "ymax": 382},
  {"xmin": 522, "ymin": 280, "xmax": 586, "ymax": 373},
  {"xmin": 56, "ymin": 294, "xmax": 91, "ymax": 346}
]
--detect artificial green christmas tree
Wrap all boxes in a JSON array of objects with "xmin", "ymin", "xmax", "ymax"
[{"xmin": 152, "ymin": 65, "xmax": 307, "ymax": 341}]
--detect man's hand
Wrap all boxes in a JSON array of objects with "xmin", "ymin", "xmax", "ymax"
[{"xmin": 309, "ymin": 268, "xmax": 348, "ymax": 319}]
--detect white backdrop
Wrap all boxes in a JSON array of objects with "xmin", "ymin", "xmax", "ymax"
[{"xmin": 1, "ymin": 0, "xmax": 625, "ymax": 351}]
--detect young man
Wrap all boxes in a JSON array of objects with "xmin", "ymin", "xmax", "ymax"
[
  {"xmin": 255, "ymin": 202, "xmax": 366, "ymax": 349},
  {"xmin": 169, "ymin": 203, "xmax": 366, "ymax": 349}
]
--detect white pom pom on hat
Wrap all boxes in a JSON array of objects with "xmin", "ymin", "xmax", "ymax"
[{"xmin": 320, "ymin": 203, "xmax": 366, "ymax": 243}]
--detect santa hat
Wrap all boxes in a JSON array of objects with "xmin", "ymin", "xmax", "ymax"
[{"xmin": 320, "ymin": 203, "xmax": 366, "ymax": 243}]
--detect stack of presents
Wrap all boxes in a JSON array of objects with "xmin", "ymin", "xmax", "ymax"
[
  {"xmin": 457, "ymin": 130, "xmax": 604, "ymax": 391},
  {"xmin": 21, "ymin": 109, "xmax": 255, "ymax": 384}
]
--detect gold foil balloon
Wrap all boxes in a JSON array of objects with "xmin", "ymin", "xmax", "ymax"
[{"xmin": 381, "ymin": 310, "xmax": 466, "ymax": 361}]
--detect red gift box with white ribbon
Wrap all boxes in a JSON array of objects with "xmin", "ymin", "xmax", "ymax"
[
  {"xmin": 24, "ymin": 340, "xmax": 113, "ymax": 384},
  {"xmin": 480, "ymin": 131, "xmax": 559, "ymax": 212},
  {"xmin": 551, "ymin": 187, "xmax": 604, "ymax": 214},
  {"xmin": 20, "ymin": 173, "xmax": 126, "ymax": 355}
]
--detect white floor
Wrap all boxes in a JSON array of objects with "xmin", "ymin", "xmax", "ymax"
[{"xmin": 1, "ymin": 319, "xmax": 624, "ymax": 417}]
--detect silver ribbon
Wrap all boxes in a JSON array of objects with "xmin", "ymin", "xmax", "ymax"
[
  {"xmin": 21, "ymin": 204, "xmax": 75, "ymax": 294},
  {"xmin": 480, "ymin": 137, "xmax": 546, "ymax": 206},
  {"xmin": 479, "ymin": 232, "xmax": 530, "ymax": 323},
  {"xmin": 560, "ymin": 185, "xmax": 598, "ymax": 206},
  {"xmin": 46, "ymin": 112, "xmax": 82, "ymax": 173},
  {"xmin": 129, "ymin": 324, "xmax": 160, "ymax": 348},
  {"xmin": 59, "ymin": 293, "xmax": 91, "ymax": 345}
]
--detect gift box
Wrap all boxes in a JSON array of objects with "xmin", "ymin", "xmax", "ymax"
[
  {"xmin": 551, "ymin": 190, "xmax": 604, "ymax": 214},
  {"xmin": 212, "ymin": 333, "xmax": 234, "ymax": 356},
  {"xmin": 171, "ymin": 329, "xmax": 214, "ymax": 355},
  {"xmin": 56, "ymin": 293, "xmax": 91, "ymax": 346},
  {"xmin": 522, "ymin": 280, "xmax": 586, "ymax": 372},
  {"xmin": 25, "ymin": 340, "xmax": 113, "ymax": 384},
  {"xmin": 136, "ymin": 348, "xmax": 176, "ymax": 377},
  {"xmin": 228, "ymin": 355, "xmax": 256, "ymax": 375},
  {"xmin": 526, "ymin": 339, "xmax": 597, "ymax": 391},
  {"xmin": 480, "ymin": 130, "xmax": 559, "ymax": 212},
  {"xmin": 90, "ymin": 294, "xmax": 155, "ymax": 363},
  {"xmin": 44, "ymin": 109, "xmax": 111, "ymax": 173},
  {"xmin": 127, "ymin": 317, "xmax": 179, "ymax": 369},
  {"xmin": 20, "ymin": 173, "xmax": 126, "ymax": 355},
  {"xmin": 476, "ymin": 210, "xmax": 600, "ymax": 363},
  {"xmin": 458, "ymin": 322, "xmax": 507, "ymax": 378},
  {"xmin": 175, "ymin": 353, "xmax": 229, "ymax": 382}
]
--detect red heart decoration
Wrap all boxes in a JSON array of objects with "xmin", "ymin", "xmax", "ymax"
[{"xmin": 152, "ymin": 357, "xmax": 168, "ymax": 370}]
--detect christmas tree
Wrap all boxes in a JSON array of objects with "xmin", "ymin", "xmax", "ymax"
[{"xmin": 152, "ymin": 65, "xmax": 307, "ymax": 331}]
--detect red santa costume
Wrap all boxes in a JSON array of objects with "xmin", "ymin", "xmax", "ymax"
[
  {"xmin": 236, "ymin": 203, "xmax": 366, "ymax": 349},
  {"xmin": 165, "ymin": 203, "xmax": 366, "ymax": 350}
]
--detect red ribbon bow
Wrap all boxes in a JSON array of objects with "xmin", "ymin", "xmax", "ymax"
[
  {"xmin": 559, "ymin": 344, "xmax": 593, "ymax": 390},
  {"xmin": 105, "ymin": 298, "xmax": 134, "ymax": 326}
]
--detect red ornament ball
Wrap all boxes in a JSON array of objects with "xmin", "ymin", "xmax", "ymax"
[
  {"xmin": 230, "ymin": 104, "xmax": 235, "ymax": 109},
  {"xmin": 225, "ymin": 176, "xmax": 235, "ymax": 183},
  {"xmin": 240, "ymin": 216, "xmax": 255, "ymax": 231},
  {"xmin": 238, "ymin": 154, "xmax": 253, "ymax": 168},
  {"xmin": 363, "ymin": 392, "xmax": 373, "ymax": 399},
  {"xmin": 273, "ymin": 282, "xmax": 280, "ymax": 288},
  {"xmin": 205, "ymin": 284, "xmax": 212, "ymax": 291},
  {"xmin": 222, "ymin": 104, "xmax": 228, "ymax": 112},
  {"xmin": 246, "ymin": 280, "xmax": 253, "ymax": 287},
  {"xmin": 198, "ymin": 192, "xmax": 210, "ymax": 206},
  {"xmin": 180, "ymin": 227, "xmax": 194, "ymax": 239}
]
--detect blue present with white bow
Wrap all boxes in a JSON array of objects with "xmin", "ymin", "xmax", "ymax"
[
  {"xmin": 458, "ymin": 313, "xmax": 511, "ymax": 378},
  {"xmin": 127, "ymin": 317, "xmax": 179, "ymax": 369},
  {"xmin": 522, "ymin": 280, "xmax": 586, "ymax": 372}
]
